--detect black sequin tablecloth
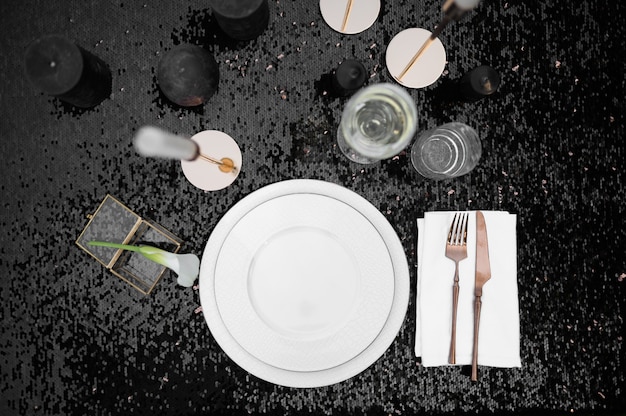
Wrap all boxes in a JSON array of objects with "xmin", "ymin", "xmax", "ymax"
[{"xmin": 1, "ymin": 0, "xmax": 624, "ymax": 415}]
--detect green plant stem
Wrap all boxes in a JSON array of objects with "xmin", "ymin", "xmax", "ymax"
[{"xmin": 88, "ymin": 241, "xmax": 143, "ymax": 252}]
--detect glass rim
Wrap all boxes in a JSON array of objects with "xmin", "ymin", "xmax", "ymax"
[{"xmin": 339, "ymin": 83, "xmax": 418, "ymax": 159}]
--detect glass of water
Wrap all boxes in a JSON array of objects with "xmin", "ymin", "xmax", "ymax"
[
  {"xmin": 336, "ymin": 83, "xmax": 417, "ymax": 164},
  {"xmin": 410, "ymin": 122, "xmax": 482, "ymax": 180}
]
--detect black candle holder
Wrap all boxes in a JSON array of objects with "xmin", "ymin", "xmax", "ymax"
[
  {"xmin": 157, "ymin": 44, "xmax": 219, "ymax": 107},
  {"xmin": 24, "ymin": 34, "xmax": 112, "ymax": 108},
  {"xmin": 209, "ymin": 0, "xmax": 269, "ymax": 41},
  {"xmin": 458, "ymin": 65, "xmax": 501, "ymax": 102},
  {"xmin": 332, "ymin": 60, "xmax": 367, "ymax": 97}
]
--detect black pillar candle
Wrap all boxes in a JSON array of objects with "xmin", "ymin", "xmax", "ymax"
[
  {"xmin": 24, "ymin": 34, "xmax": 112, "ymax": 108},
  {"xmin": 209, "ymin": 0, "xmax": 269, "ymax": 41},
  {"xmin": 458, "ymin": 65, "xmax": 500, "ymax": 101},
  {"xmin": 157, "ymin": 44, "xmax": 219, "ymax": 107},
  {"xmin": 332, "ymin": 59, "xmax": 367, "ymax": 97}
]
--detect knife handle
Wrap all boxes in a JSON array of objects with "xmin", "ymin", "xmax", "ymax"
[
  {"xmin": 471, "ymin": 295, "xmax": 482, "ymax": 381},
  {"xmin": 449, "ymin": 274, "xmax": 460, "ymax": 364}
]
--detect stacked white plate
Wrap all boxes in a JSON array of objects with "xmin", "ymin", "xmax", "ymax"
[{"xmin": 199, "ymin": 179, "xmax": 409, "ymax": 387}]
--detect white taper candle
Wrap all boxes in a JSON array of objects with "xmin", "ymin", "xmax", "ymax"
[{"xmin": 133, "ymin": 126, "xmax": 199, "ymax": 161}]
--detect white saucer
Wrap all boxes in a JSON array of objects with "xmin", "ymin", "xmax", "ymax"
[
  {"xmin": 180, "ymin": 130, "xmax": 242, "ymax": 191},
  {"xmin": 386, "ymin": 28, "xmax": 447, "ymax": 89},
  {"xmin": 320, "ymin": 0, "xmax": 381, "ymax": 34},
  {"xmin": 199, "ymin": 179, "xmax": 410, "ymax": 387}
]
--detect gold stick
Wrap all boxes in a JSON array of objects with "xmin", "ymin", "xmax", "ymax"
[
  {"xmin": 341, "ymin": 0, "xmax": 354, "ymax": 32},
  {"xmin": 197, "ymin": 153, "xmax": 238, "ymax": 173},
  {"xmin": 397, "ymin": 36, "xmax": 436, "ymax": 81},
  {"xmin": 397, "ymin": 14, "xmax": 452, "ymax": 81}
]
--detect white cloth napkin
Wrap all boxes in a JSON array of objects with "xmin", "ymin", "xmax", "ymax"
[{"xmin": 415, "ymin": 211, "xmax": 521, "ymax": 368}]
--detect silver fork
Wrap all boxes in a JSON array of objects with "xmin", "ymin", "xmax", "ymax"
[{"xmin": 445, "ymin": 212, "xmax": 469, "ymax": 364}]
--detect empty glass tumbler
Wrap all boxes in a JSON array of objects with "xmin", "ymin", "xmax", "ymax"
[
  {"xmin": 411, "ymin": 122, "xmax": 481, "ymax": 180},
  {"xmin": 336, "ymin": 83, "xmax": 418, "ymax": 164}
]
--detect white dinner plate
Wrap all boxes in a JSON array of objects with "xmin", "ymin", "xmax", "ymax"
[
  {"xmin": 199, "ymin": 179, "xmax": 410, "ymax": 387},
  {"xmin": 214, "ymin": 192, "xmax": 394, "ymax": 372}
]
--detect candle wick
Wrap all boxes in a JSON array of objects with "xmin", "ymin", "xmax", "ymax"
[{"xmin": 480, "ymin": 76, "xmax": 492, "ymax": 92}]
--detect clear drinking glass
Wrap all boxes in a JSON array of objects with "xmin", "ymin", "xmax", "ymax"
[
  {"xmin": 336, "ymin": 83, "xmax": 418, "ymax": 164},
  {"xmin": 410, "ymin": 122, "xmax": 482, "ymax": 180}
]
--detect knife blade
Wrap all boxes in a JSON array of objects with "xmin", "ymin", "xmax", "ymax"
[
  {"xmin": 471, "ymin": 210, "xmax": 491, "ymax": 381},
  {"xmin": 475, "ymin": 211, "xmax": 492, "ymax": 296}
]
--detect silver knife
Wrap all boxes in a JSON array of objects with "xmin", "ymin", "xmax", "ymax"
[{"xmin": 471, "ymin": 211, "xmax": 492, "ymax": 381}]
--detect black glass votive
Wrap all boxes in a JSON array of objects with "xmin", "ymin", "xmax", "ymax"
[
  {"xmin": 157, "ymin": 44, "xmax": 219, "ymax": 107},
  {"xmin": 24, "ymin": 34, "xmax": 112, "ymax": 108},
  {"xmin": 332, "ymin": 60, "xmax": 367, "ymax": 97},
  {"xmin": 209, "ymin": 0, "xmax": 270, "ymax": 41},
  {"xmin": 458, "ymin": 65, "xmax": 501, "ymax": 102}
]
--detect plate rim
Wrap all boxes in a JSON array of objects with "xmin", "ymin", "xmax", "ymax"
[{"xmin": 199, "ymin": 179, "xmax": 410, "ymax": 388}]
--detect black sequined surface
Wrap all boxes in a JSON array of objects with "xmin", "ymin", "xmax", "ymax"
[{"xmin": 1, "ymin": 0, "xmax": 624, "ymax": 415}]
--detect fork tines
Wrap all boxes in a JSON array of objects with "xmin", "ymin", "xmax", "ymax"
[{"xmin": 448, "ymin": 212, "xmax": 469, "ymax": 246}]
